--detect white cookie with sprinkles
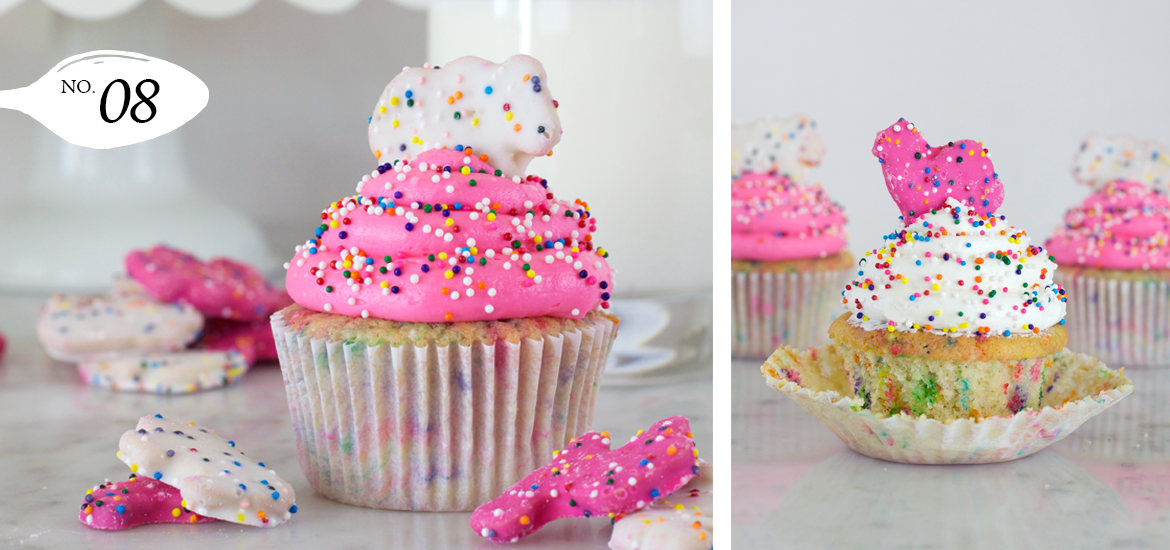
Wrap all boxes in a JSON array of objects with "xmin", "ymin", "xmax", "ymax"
[
  {"xmin": 368, "ymin": 55, "xmax": 561, "ymax": 179},
  {"xmin": 117, "ymin": 415, "xmax": 297, "ymax": 527}
]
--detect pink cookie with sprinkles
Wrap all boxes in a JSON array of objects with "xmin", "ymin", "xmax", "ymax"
[
  {"xmin": 126, "ymin": 245, "xmax": 291, "ymax": 322},
  {"xmin": 78, "ymin": 475, "xmax": 216, "ymax": 530},
  {"xmin": 469, "ymin": 416, "xmax": 699, "ymax": 543},
  {"xmin": 117, "ymin": 414, "xmax": 297, "ymax": 527},
  {"xmin": 873, "ymin": 118, "xmax": 1004, "ymax": 221}
]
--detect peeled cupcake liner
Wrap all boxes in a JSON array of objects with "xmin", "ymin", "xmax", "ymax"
[
  {"xmin": 1060, "ymin": 271, "xmax": 1170, "ymax": 368},
  {"xmin": 761, "ymin": 345, "xmax": 1133, "ymax": 464},
  {"xmin": 1058, "ymin": 366, "xmax": 1170, "ymax": 462},
  {"xmin": 731, "ymin": 267, "xmax": 850, "ymax": 360},
  {"xmin": 271, "ymin": 311, "xmax": 616, "ymax": 512}
]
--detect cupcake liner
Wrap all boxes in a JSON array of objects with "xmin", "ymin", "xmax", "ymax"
[
  {"xmin": 271, "ymin": 311, "xmax": 616, "ymax": 511},
  {"xmin": 1060, "ymin": 271, "xmax": 1170, "ymax": 367},
  {"xmin": 1059, "ymin": 366, "xmax": 1170, "ymax": 462},
  {"xmin": 731, "ymin": 268, "xmax": 848, "ymax": 359},
  {"xmin": 761, "ymin": 345, "xmax": 1133, "ymax": 464}
]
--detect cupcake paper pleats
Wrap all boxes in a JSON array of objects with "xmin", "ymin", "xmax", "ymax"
[
  {"xmin": 732, "ymin": 269, "xmax": 848, "ymax": 359},
  {"xmin": 271, "ymin": 310, "xmax": 616, "ymax": 511}
]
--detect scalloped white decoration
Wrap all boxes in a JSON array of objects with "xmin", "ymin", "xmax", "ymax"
[{"xmin": 0, "ymin": 0, "xmax": 423, "ymax": 20}]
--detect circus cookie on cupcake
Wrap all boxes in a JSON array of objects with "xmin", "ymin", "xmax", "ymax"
[
  {"xmin": 273, "ymin": 55, "xmax": 618, "ymax": 512},
  {"xmin": 1046, "ymin": 134, "xmax": 1170, "ymax": 366},
  {"xmin": 731, "ymin": 115, "xmax": 851, "ymax": 358}
]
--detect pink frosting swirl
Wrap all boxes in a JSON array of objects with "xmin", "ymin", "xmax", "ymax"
[
  {"xmin": 731, "ymin": 172, "xmax": 847, "ymax": 260},
  {"xmin": 285, "ymin": 148, "xmax": 613, "ymax": 322},
  {"xmin": 1046, "ymin": 180, "xmax": 1170, "ymax": 270}
]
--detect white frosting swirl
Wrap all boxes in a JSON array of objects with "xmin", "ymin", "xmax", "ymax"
[{"xmin": 842, "ymin": 198, "xmax": 1066, "ymax": 337}]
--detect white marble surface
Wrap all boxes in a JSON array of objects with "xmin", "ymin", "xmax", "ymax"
[
  {"xmin": 0, "ymin": 294, "xmax": 711, "ymax": 549},
  {"xmin": 733, "ymin": 359, "xmax": 1170, "ymax": 550}
]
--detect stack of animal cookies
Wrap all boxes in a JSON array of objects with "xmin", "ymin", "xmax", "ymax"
[{"xmin": 36, "ymin": 245, "xmax": 290, "ymax": 393}]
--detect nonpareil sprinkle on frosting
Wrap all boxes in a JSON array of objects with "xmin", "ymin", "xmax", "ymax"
[
  {"xmin": 285, "ymin": 56, "xmax": 612, "ymax": 323},
  {"xmin": 843, "ymin": 120, "xmax": 1067, "ymax": 338},
  {"xmin": 730, "ymin": 173, "xmax": 847, "ymax": 261}
]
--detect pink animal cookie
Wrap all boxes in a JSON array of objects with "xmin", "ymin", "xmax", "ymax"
[
  {"xmin": 78, "ymin": 476, "xmax": 216, "ymax": 530},
  {"xmin": 470, "ymin": 416, "xmax": 700, "ymax": 543},
  {"xmin": 192, "ymin": 318, "xmax": 279, "ymax": 365},
  {"xmin": 125, "ymin": 245, "xmax": 291, "ymax": 322},
  {"xmin": 872, "ymin": 118, "xmax": 1004, "ymax": 221}
]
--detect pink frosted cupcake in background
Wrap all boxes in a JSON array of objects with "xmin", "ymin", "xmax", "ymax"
[
  {"xmin": 730, "ymin": 115, "xmax": 850, "ymax": 359},
  {"xmin": 1046, "ymin": 134, "xmax": 1170, "ymax": 366},
  {"xmin": 272, "ymin": 55, "xmax": 618, "ymax": 511}
]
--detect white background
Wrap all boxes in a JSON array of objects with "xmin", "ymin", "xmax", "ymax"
[{"xmin": 732, "ymin": 0, "xmax": 1170, "ymax": 260}]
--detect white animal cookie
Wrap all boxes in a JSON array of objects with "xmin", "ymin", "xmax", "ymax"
[
  {"xmin": 1072, "ymin": 133, "xmax": 1170, "ymax": 189},
  {"xmin": 609, "ymin": 461, "xmax": 713, "ymax": 550},
  {"xmin": 118, "ymin": 415, "xmax": 297, "ymax": 527},
  {"xmin": 368, "ymin": 55, "xmax": 562, "ymax": 178},
  {"xmin": 731, "ymin": 115, "xmax": 825, "ymax": 183},
  {"xmin": 36, "ymin": 281, "xmax": 203, "ymax": 362},
  {"xmin": 79, "ymin": 351, "xmax": 248, "ymax": 394}
]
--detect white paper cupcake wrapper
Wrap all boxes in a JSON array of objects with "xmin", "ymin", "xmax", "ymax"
[
  {"xmin": 731, "ymin": 268, "xmax": 849, "ymax": 360},
  {"xmin": 761, "ymin": 345, "xmax": 1133, "ymax": 464},
  {"xmin": 1059, "ymin": 271, "xmax": 1170, "ymax": 367},
  {"xmin": 271, "ymin": 311, "xmax": 615, "ymax": 511}
]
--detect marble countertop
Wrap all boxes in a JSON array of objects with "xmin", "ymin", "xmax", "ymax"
[
  {"xmin": 0, "ymin": 294, "xmax": 711, "ymax": 549},
  {"xmin": 732, "ymin": 359, "xmax": 1170, "ymax": 550}
]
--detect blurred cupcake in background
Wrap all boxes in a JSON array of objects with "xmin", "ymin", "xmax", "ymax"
[
  {"xmin": 1046, "ymin": 134, "xmax": 1170, "ymax": 366},
  {"xmin": 730, "ymin": 115, "xmax": 851, "ymax": 359}
]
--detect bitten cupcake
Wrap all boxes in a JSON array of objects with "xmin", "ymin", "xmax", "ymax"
[
  {"xmin": 272, "ymin": 55, "xmax": 618, "ymax": 512},
  {"xmin": 1045, "ymin": 134, "xmax": 1170, "ymax": 366},
  {"xmin": 836, "ymin": 119, "xmax": 1069, "ymax": 421},
  {"xmin": 760, "ymin": 119, "xmax": 1132, "ymax": 464},
  {"xmin": 730, "ymin": 115, "xmax": 851, "ymax": 358}
]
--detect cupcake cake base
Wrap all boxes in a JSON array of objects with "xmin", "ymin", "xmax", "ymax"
[
  {"xmin": 828, "ymin": 315, "xmax": 1069, "ymax": 421},
  {"xmin": 761, "ymin": 343, "xmax": 1132, "ymax": 464},
  {"xmin": 272, "ymin": 304, "xmax": 619, "ymax": 511}
]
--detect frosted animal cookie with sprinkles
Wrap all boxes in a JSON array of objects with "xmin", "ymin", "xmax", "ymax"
[
  {"xmin": 469, "ymin": 416, "xmax": 701, "ymax": 543},
  {"xmin": 36, "ymin": 281, "xmax": 203, "ymax": 362},
  {"xmin": 115, "ymin": 414, "xmax": 297, "ymax": 527}
]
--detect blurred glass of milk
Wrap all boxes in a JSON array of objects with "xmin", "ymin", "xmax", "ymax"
[{"xmin": 427, "ymin": 0, "xmax": 713, "ymax": 382}]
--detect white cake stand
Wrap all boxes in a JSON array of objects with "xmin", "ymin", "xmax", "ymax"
[{"xmin": 0, "ymin": 0, "xmax": 422, "ymax": 292}]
